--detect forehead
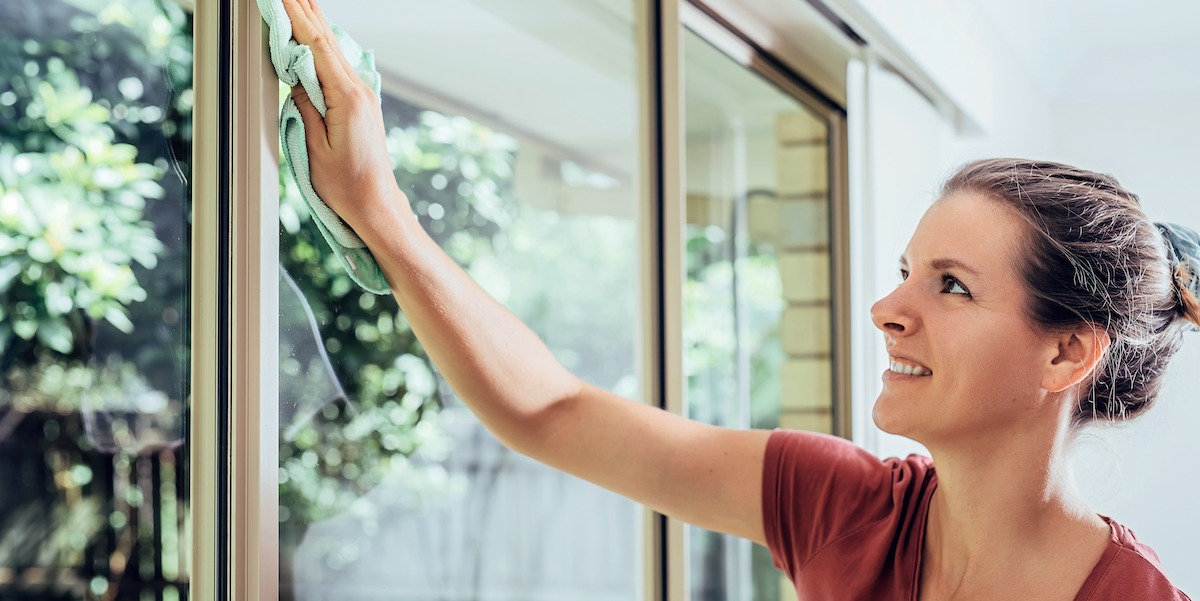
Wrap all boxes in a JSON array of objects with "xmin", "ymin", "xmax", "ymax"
[{"xmin": 903, "ymin": 192, "xmax": 1026, "ymax": 270}]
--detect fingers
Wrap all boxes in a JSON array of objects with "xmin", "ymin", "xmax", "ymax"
[
  {"xmin": 303, "ymin": 0, "xmax": 360, "ymax": 86},
  {"xmin": 281, "ymin": 0, "xmax": 354, "ymax": 96},
  {"xmin": 291, "ymin": 85, "xmax": 328, "ymax": 148}
]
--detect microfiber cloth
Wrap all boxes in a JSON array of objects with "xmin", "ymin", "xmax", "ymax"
[{"xmin": 257, "ymin": 0, "xmax": 390, "ymax": 295}]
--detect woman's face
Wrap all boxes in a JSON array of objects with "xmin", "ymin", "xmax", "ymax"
[{"xmin": 870, "ymin": 192, "xmax": 1061, "ymax": 446}]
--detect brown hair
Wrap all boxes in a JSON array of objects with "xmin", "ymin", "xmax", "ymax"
[{"xmin": 940, "ymin": 158, "xmax": 1200, "ymax": 426}]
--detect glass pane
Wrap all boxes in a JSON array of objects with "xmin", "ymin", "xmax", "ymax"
[
  {"xmin": 275, "ymin": 1, "xmax": 644, "ymax": 599},
  {"xmin": 0, "ymin": 1, "xmax": 194, "ymax": 599},
  {"xmin": 682, "ymin": 29, "xmax": 834, "ymax": 601}
]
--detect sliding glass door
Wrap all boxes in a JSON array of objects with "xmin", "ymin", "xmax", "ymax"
[
  {"xmin": 274, "ymin": 1, "xmax": 648, "ymax": 599},
  {"xmin": 255, "ymin": 2, "xmax": 849, "ymax": 599}
]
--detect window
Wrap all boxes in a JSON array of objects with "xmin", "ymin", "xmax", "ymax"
[
  {"xmin": 0, "ymin": 1, "xmax": 194, "ymax": 599},
  {"xmin": 681, "ymin": 23, "xmax": 840, "ymax": 601},
  {"xmin": 274, "ymin": 1, "xmax": 647, "ymax": 598}
]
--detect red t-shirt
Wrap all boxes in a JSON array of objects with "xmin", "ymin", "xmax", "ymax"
[{"xmin": 761, "ymin": 429, "xmax": 1192, "ymax": 600}]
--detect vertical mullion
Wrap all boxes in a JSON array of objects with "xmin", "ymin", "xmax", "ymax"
[
  {"xmin": 829, "ymin": 111, "xmax": 853, "ymax": 440},
  {"xmin": 228, "ymin": 1, "xmax": 281, "ymax": 599},
  {"xmin": 191, "ymin": 0, "xmax": 228, "ymax": 597},
  {"xmin": 639, "ymin": 0, "xmax": 686, "ymax": 600},
  {"xmin": 844, "ymin": 57, "xmax": 874, "ymax": 447},
  {"xmin": 660, "ymin": 1, "xmax": 687, "ymax": 598}
]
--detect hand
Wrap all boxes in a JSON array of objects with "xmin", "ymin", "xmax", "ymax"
[{"xmin": 282, "ymin": 0, "xmax": 408, "ymax": 237}]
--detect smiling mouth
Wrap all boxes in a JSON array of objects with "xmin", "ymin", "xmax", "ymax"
[{"xmin": 888, "ymin": 357, "xmax": 932, "ymax": 376}]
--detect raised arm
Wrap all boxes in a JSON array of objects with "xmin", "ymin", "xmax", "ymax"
[{"xmin": 280, "ymin": 0, "xmax": 772, "ymax": 546}]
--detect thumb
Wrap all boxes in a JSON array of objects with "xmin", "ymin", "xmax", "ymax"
[{"xmin": 291, "ymin": 85, "xmax": 328, "ymax": 146}]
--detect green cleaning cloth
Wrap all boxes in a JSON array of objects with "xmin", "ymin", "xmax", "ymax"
[{"xmin": 257, "ymin": 0, "xmax": 390, "ymax": 295}]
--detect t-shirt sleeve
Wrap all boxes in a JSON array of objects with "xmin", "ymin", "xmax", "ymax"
[{"xmin": 760, "ymin": 428, "xmax": 927, "ymax": 577}]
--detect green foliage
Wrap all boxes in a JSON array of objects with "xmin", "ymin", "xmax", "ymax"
[
  {"xmin": 0, "ymin": 3, "xmax": 194, "ymax": 593},
  {"xmin": 1, "ymin": 356, "xmax": 160, "ymax": 413},
  {"xmin": 0, "ymin": 0, "xmax": 192, "ymax": 385},
  {"xmin": 277, "ymin": 93, "xmax": 522, "ymax": 527},
  {"xmin": 0, "ymin": 78, "xmax": 163, "ymax": 359},
  {"xmin": 278, "ymin": 367, "xmax": 463, "ymax": 527},
  {"xmin": 685, "ymin": 225, "xmax": 785, "ymax": 429}
]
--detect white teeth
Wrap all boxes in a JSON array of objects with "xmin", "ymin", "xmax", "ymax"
[{"xmin": 889, "ymin": 358, "xmax": 931, "ymax": 376}]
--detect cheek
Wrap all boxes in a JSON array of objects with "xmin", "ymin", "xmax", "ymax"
[{"xmin": 942, "ymin": 323, "xmax": 1045, "ymax": 404}]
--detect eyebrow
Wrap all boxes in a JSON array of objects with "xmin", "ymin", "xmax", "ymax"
[{"xmin": 898, "ymin": 256, "xmax": 981, "ymax": 276}]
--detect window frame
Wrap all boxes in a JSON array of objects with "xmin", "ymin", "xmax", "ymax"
[
  {"xmin": 193, "ymin": 0, "xmax": 280, "ymax": 598},
  {"xmin": 191, "ymin": 0, "xmax": 228, "ymax": 598}
]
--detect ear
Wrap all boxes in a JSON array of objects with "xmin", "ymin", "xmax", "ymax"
[{"xmin": 1043, "ymin": 325, "xmax": 1111, "ymax": 394}]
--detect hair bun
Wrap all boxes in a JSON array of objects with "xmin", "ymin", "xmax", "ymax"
[{"xmin": 1156, "ymin": 222, "xmax": 1200, "ymax": 331}]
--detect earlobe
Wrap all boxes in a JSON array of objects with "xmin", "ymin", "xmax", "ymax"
[{"xmin": 1044, "ymin": 327, "xmax": 1111, "ymax": 393}]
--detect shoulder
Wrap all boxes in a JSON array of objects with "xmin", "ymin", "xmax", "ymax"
[
  {"xmin": 1081, "ymin": 517, "xmax": 1192, "ymax": 601},
  {"xmin": 766, "ymin": 428, "xmax": 932, "ymax": 471},
  {"xmin": 765, "ymin": 428, "xmax": 936, "ymax": 496},
  {"xmin": 762, "ymin": 429, "xmax": 937, "ymax": 594},
  {"xmin": 762, "ymin": 429, "xmax": 937, "ymax": 542}
]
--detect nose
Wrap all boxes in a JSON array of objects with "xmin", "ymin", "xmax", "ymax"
[{"xmin": 870, "ymin": 283, "xmax": 916, "ymax": 337}]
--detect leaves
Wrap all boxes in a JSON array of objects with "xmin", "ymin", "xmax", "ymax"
[
  {"xmin": 277, "ymin": 95, "xmax": 530, "ymax": 526},
  {"xmin": 35, "ymin": 318, "xmax": 74, "ymax": 353},
  {"xmin": 0, "ymin": 69, "xmax": 163, "ymax": 366}
]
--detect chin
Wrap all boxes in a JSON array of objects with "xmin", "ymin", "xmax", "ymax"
[{"xmin": 871, "ymin": 393, "xmax": 922, "ymax": 438}]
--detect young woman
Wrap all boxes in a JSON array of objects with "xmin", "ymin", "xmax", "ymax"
[{"xmin": 279, "ymin": 0, "xmax": 1197, "ymax": 598}]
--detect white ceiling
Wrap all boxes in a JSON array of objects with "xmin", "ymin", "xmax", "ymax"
[
  {"xmin": 323, "ymin": 0, "xmax": 641, "ymax": 178},
  {"xmin": 965, "ymin": 0, "xmax": 1200, "ymax": 102}
]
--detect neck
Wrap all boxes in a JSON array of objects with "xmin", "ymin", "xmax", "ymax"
[{"xmin": 920, "ymin": 403, "xmax": 1101, "ymax": 591}]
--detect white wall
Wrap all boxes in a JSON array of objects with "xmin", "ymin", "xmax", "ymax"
[
  {"xmin": 845, "ymin": 1, "xmax": 1198, "ymax": 593},
  {"xmin": 832, "ymin": 0, "xmax": 1055, "ymax": 142},
  {"xmin": 848, "ymin": 61, "xmax": 946, "ymax": 462}
]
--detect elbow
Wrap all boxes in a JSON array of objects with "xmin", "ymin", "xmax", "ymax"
[{"xmin": 495, "ymin": 380, "xmax": 584, "ymax": 463}]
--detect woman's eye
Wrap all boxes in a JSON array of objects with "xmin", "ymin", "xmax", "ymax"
[
  {"xmin": 942, "ymin": 275, "xmax": 970, "ymax": 296},
  {"xmin": 898, "ymin": 269, "xmax": 909, "ymax": 281}
]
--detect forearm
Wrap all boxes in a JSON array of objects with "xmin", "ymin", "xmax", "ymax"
[{"xmin": 356, "ymin": 191, "xmax": 581, "ymax": 454}]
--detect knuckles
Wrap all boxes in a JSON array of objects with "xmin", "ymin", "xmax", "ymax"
[
  {"xmin": 342, "ymin": 87, "xmax": 375, "ymax": 112},
  {"xmin": 311, "ymin": 33, "xmax": 333, "ymax": 54}
]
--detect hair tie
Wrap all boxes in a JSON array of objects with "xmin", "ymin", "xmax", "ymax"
[{"xmin": 1156, "ymin": 222, "xmax": 1200, "ymax": 331}]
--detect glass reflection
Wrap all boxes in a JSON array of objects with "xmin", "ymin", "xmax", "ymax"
[
  {"xmin": 682, "ymin": 29, "xmax": 834, "ymax": 601},
  {"xmin": 276, "ymin": 1, "xmax": 644, "ymax": 598}
]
